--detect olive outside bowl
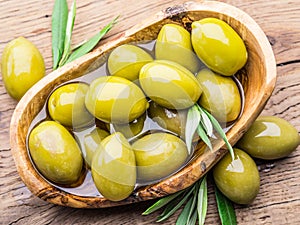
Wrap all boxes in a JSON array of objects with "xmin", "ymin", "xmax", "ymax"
[{"xmin": 10, "ymin": 1, "xmax": 276, "ymax": 208}]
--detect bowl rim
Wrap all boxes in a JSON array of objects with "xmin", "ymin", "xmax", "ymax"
[{"xmin": 10, "ymin": 0, "xmax": 276, "ymax": 208}]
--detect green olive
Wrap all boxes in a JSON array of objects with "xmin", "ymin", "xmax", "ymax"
[
  {"xmin": 139, "ymin": 60, "xmax": 202, "ymax": 109},
  {"xmin": 213, "ymin": 148, "xmax": 260, "ymax": 205},
  {"xmin": 112, "ymin": 113, "xmax": 146, "ymax": 138},
  {"xmin": 132, "ymin": 132, "xmax": 188, "ymax": 182},
  {"xmin": 148, "ymin": 101, "xmax": 187, "ymax": 137},
  {"xmin": 107, "ymin": 44, "xmax": 153, "ymax": 81},
  {"xmin": 91, "ymin": 132, "xmax": 136, "ymax": 201},
  {"xmin": 28, "ymin": 121, "xmax": 83, "ymax": 185},
  {"xmin": 155, "ymin": 24, "xmax": 201, "ymax": 73},
  {"xmin": 237, "ymin": 116, "xmax": 300, "ymax": 160},
  {"xmin": 196, "ymin": 69, "xmax": 241, "ymax": 122},
  {"xmin": 85, "ymin": 76, "xmax": 149, "ymax": 124},
  {"xmin": 191, "ymin": 18, "xmax": 247, "ymax": 76},
  {"xmin": 48, "ymin": 82, "xmax": 94, "ymax": 129},
  {"xmin": 1, "ymin": 37, "xmax": 45, "ymax": 100},
  {"xmin": 80, "ymin": 127, "xmax": 110, "ymax": 167}
]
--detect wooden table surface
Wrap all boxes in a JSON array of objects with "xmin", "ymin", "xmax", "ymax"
[{"xmin": 0, "ymin": 0, "xmax": 299, "ymax": 224}]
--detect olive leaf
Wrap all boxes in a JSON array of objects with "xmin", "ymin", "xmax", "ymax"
[
  {"xmin": 142, "ymin": 190, "xmax": 184, "ymax": 215},
  {"xmin": 196, "ymin": 104, "xmax": 213, "ymax": 137},
  {"xmin": 197, "ymin": 124, "xmax": 212, "ymax": 151},
  {"xmin": 185, "ymin": 105, "xmax": 201, "ymax": 154},
  {"xmin": 65, "ymin": 16, "xmax": 119, "ymax": 64},
  {"xmin": 58, "ymin": 0, "xmax": 76, "ymax": 67},
  {"xmin": 201, "ymin": 107, "xmax": 235, "ymax": 160},
  {"xmin": 197, "ymin": 176, "xmax": 208, "ymax": 225},
  {"xmin": 142, "ymin": 178, "xmax": 208, "ymax": 224},
  {"xmin": 176, "ymin": 183, "xmax": 199, "ymax": 225},
  {"xmin": 175, "ymin": 196, "xmax": 194, "ymax": 225},
  {"xmin": 51, "ymin": 0, "xmax": 68, "ymax": 69},
  {"xmin": 156, "ymin": 186, "xmax": 196, "ymax": 222},
  {"xmin": 215, "ymin": 185, "xmax": 237, "ymax": 225},
  {"xmin": 186, "ymin": 185, "xmax": 199, "ymax": 224},
  {"xmin": 187, "ymin": 210, "xmax": 198, "ymax": 225}
]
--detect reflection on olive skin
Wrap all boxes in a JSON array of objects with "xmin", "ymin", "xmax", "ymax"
[
  {"xmin": 255, "ymin": 122, "xmax": 281, "ymax": 137},
  {"xmin": 226, "ymin": 155, "xmax": 244, "ymax": 173}
]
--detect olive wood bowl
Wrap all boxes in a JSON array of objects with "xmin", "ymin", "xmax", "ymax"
[{"xmin": 10, "ymin": 0, "xmax": 276, "ymax": 208}]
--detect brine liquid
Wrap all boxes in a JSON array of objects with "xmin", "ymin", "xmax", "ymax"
[{"xmin": 27, "ymin": 40, "xmax": 245, "ymax": 197}]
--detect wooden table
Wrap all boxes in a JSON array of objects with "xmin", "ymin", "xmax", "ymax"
[{"xmin": 0, "ymin": 0, "xmax": 299, "ymax": 224}]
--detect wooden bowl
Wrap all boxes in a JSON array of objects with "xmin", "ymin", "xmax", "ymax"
[{"xmin": 10, "ymin": 1, "xmax": 276, "ymax": 208}]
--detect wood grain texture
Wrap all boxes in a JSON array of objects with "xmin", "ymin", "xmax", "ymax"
[{"xmin": 0, "ymin": 0, "xmax": 299, "ymax": 224}]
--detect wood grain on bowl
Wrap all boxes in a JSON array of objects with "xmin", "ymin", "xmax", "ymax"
[{"xmin": 10, "ymin": 1, "xmax": 276, "ymax": 208}]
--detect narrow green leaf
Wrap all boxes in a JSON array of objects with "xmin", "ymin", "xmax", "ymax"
[
  {"xmin": 185, "ymin": 105, "xmax": 201, "ymax": 154},
  {"xmin": 175, "ymin": 196, "xmax": 194, "ymax": 225},
  {"xmin": 202, "ymin": 108, "xmax": 235, "ymax": 160},
  {"xmin": 197, "ymin": 125, "xmax": 212, "ymax": 151},
  {"xmin": 51, "ymin": 0, "xmax": 68, "ymax": 69},
  {"xmin": 158, "ymin": 196, "xmax": 183, "ymax": 220},
  {"xmin": 186, "ymin": 183, "xmax": 199, "ymax": 224},
  {"xmin": 196, "ymin": 104, "xmax": 213, "ymax": 137},
  {"xmin": 142, "ymin": 190, "xmax": 184, "ymax": 215},
  {"xmin": 65, "ymin": 16, "xmax": 119, "ymax": 64},
  {"xmin": 157, "ymin": 185, "xmax": 196, "ymax": 222},
  {"xmin": 187, "ymin": 209, "xmax": 198, "ymax": 225},
  {"xmin": 59, "ymin": 0, "xmax": 76, "ymax": 67},
  {"xmin": 215, "ymin": 185, "xmax": 237, "ymax": 225},
  {"xmin": 197, "ymin": 176, "xmax": 208, "ymax": 225}
]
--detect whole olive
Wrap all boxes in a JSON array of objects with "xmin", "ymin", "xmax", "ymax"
[
  {"xmin": 107, "ymin": 44, "xmax": 153, "ymax": 81},
  {"xmin": 28, "ymin": 121, "xmax": 83, "ymax": 185},
  {"xmin": 85, "ymin": 76, "xmax": 149, "ymax": 124},
  {"xmin": 148, "ymin": 101, "xmax": 187, "ymax": 137},
  {"xmin": 1, "ymin": 37, "xmax": 45, "ymax": 100},
  {"xmin": 139, "ymin": 60, "xmax": 202, "ymax": 110},
  {"xmin": 191, "ymin": 18, "xmax": 247, "ymax": 76},
  {"xmin": 196, "ymin": 69, "xmax": 241, "ymax": 123},
  {"xmin": 132, "ymin": 132, "xmax": 188, "ymax": 182},
  {"xmin": 112, "ymin": 113, "xmax": 146, "ymax": 138},
  {"xmin": 213, "ymin": 148, "xmax": 260, "ymax": 205},
  {"xmin": 237, "ymin": 116, "xmax": 300, "ymax": 160},
  {"xmin": 91, "ymin": 132, "xmax": 136, "ymax": 201},
  {"xmin": 48, "ymin": 82, "xmax": 94, "ymax": 129},
  {"xmin": 155, "ymin": 24, "xmax": 201, "ymax": 73},
  {"xmin": 80, "ymin": 127, "xmax": 110, "ymax": 167}
]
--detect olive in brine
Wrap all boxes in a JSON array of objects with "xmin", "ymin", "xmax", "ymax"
[
  {"xmin": 237, "ymin": 116, "xmax": 300, "ymax": 160},
  {"xmin": 191, "ymin": 18, "xmax": 247, "ymax": 76},
  {"xmin": 91, "ymin": 132, "xmax": 136, "ymax": 201},
  {"xmin": 196, "ymin": 69, "xmax": 241, "ymax": 123},
  {"xmin": 139, "ymin": 60, "xmax": 202, "ymax": 110},
  {"xmin": 132, "ymin": 132, "xmax": 188, "ymax": 182},
  {"xmin": 48, "ymin": 82, "xmax": 94, "ymax": 129},
  {"xmin": 148, "ymin": 101, "xmax": 187, "ymax": 137},
  {"xmin": 213, "ymin": 148, "xmax": 260, "ymax": 205},
  {"xmin": 81, "ymin": 127, "xmax": 110, "ymax": 167},
  {"xmin": 85, "ymin": 76, "xmax": 149, "ymax": 124},
  {"xmin": 107, "ymin": 44, "xmax": 153, "ymax": 81},
  {"xmin": 28, "ymin": 121, "xmax": 83, "ymax": 185},
  {"xmin": 1, "ymin": 37, "xmax": 45, "ymax": 100},
  {"xmin": 112, "ymin": 113, "xmax": 146, "ymax": 138},
  {"xmin": 155, "ymin": 24, "xmax": 201, "ymax": 73}
]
